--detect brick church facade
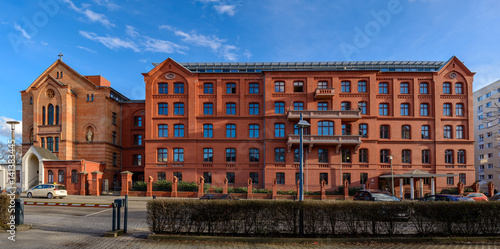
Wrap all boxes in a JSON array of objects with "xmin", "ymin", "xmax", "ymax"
[{"xmin": 20, "ymin": 56, "xmax": 475, "ymax": 196}]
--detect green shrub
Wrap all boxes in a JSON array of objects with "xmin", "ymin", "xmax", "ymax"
[
  {"xmin": 253, "ymin": 188, "xmax": 271, "ymax": 194},
  {"xmin": 333, "ymin": 186, "xmax": 362, "ymax": 196},
  {"xmin": 153, "ymin": 180, "xmax": 172, "ymax": 191},
  {"xmin": 177, "ymin": 181, "xmax": 198, "ymax": 192},
  {"xmin": 277, "ymin": 189, "xmax": 297, "ymax": 195},
  {"xmin": 131, "ymin": 181, "xmax": 147, "ymax": 191}
]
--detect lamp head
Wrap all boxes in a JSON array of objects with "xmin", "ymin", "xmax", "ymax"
[{"xmin": 297, "ymin": 119, "xmax": 310, "ymax": 128}]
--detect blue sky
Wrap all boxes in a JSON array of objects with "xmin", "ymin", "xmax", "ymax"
[{"xmin": 1, "ymin": 0, "xmax": 500, "ymax": 141}]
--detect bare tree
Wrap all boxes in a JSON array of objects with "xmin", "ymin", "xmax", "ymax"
[{"xmin": 0, "ymin": 140, "xmax": 22, "ymax": 164}]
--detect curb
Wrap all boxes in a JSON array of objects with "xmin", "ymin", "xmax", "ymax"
[{"xmin": 147, "ymin": 234, "xmax": 500, "ymax": 244}]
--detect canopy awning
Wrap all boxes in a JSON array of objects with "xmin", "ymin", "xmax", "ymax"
[{"xmin": 379, "ymin": 169, "xmax": 457, "ymax": 178}]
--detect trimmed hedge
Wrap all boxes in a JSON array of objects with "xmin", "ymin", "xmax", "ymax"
[
  {"xmin": 0, "ymin": 195, "xmax": 10, "ymax": 229},
  {"xmin": 147, "ymin": 200, "xmax": 500, "ymax": 237}
]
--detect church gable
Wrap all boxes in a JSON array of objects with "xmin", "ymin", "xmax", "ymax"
[{"xmin": 24, "ymin": 59, "xmax": 100, "ymax": 95}]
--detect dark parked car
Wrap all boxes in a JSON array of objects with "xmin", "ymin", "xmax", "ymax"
[
  {"xmin": 353, "ymin": 189, "xmax": 409, "ymax": 221},
  {"xmin": 489, "ymin": 193, "xmax": 500, "ymax": 201},
  {"xmin": 199, "ymin": 194, "xmax": 239, "ymax": 200},
  {"xmin": 420, "ymin": 194, "xmax": 474, "ymax": 202},
  {"xmin": 353, "ymin": 189, "xmax": 401, "ymax": 201}
]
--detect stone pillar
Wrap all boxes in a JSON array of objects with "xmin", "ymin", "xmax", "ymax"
[
  {"xmin": 488, "ymin": 182, "xmax": 495, "ymax": 197},
  {"xmin": 320, "ymin": 180, "xmax": 326, "ymax": 200},
  {"xmin": 197, "ymin": 176, "xmax": 205, "ymax": 198},
  {"xmin": 431, "ymin": 177, "xmax": 435, "ymax": 195},
  {"xmin": 120, "ymin": 171, "xmax": 133, "ymax": 196},
  {"xmin": 343, "ymin": 179, "xmax": 349, "ymax": 199},
  {"xmin": 247, "ymin": 178, "xmax": 253, "ymax": 199},
  {"xmin": 271, "ymin": 178, "xmax": 277, "ymax": 199},
  {"xmin": 419, "ymin": 178, "xmax": 424, "ymax": 198},
  {"xmin": 146, "ymin": 176, "xmax": 153, "ymax": 197},
  {"xmin": 171, "ymin": 176, "xmax": 178, "ymax": 198},
  {"xmin": 91, "ymin": 171, "xmax": 103, "ymax": 196},
  {"xmin": 79, "ymin": 171, "xmax": 88, "ymax": 196},
  {"xmin": 399, "ymin": 178, "xmax": 404, "ymax": 199},
  {"xmin": 457, "ymin": 182, "xmax": 464, "ymax": 195},
  {"xmin": 410, "ymin": 177, "xmax": 414, "ymax": 200},
  {"xmin": 223, "ymin": 178, "xmax": 228, "ymax": 194},
  {"xmin": 472, "ymin": 182, "xmax": 480, "ymax": 193}
]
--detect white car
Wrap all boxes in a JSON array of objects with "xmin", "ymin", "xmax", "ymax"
[{"xmin": 27, "ymin": 184, "xmax": 67, "ymax": 199}]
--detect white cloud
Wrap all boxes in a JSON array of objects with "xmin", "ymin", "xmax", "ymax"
[
  {"xmin": 62, "ymin": 0, "xmax": 115, "ymax": 28},
  {"xmin": 41, "ymin": 41, "xmax": 48, "ymax": 46},
  {"xmin": 143, "ymin": 37, "xmax": 187, "ymax": 54},
  {"xmin": 77, "ymin": 45, "xmax": 96, "ymax": 53},
  {"xmin": 243, "ymin": 49, "xmax": 252, "ymax": 59},
  {"xmin": 80, "ymin": 26, "xmax": 187, "ymax": 54},
  {"xmin": 196, "ymin": 0, "xmax": 238, "ymax": 16},
  {"xmin": 213, "ymin": 4, "xmax": 236, "ymax": 16},
  {"xmin": 125, "ymin": 25, "xmax": 140, "ymax": 38},
  {"xmin": 139, "ymin": 59, "xmax": 148, "ymax": 63},
  {"xmin": 0, "ymin": 117, "xmax": 22, "ymax": 139},
  {"xmin": 93, "ymin": 0, "xmax": 121, "ymax": 10},
  {"xmin": 161, "ymin": 26, "xmax": 244, "ymax": 61},
  {"xmin": 79, "ymin": 31, "xmax": 139, "ymax": 51},
  {"xmin": 14, "ymin": 23, "xmax": 31, "ymax": 39},
  {"xmin": 1, "ymin": 21, "xmax": 9, "ymax": 25}
]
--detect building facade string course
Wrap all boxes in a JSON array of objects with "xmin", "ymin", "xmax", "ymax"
[{"xmin": 20, "ymin": 56, "xmax": 474, "ymax": 196}]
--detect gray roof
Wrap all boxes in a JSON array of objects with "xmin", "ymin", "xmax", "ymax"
[
  {"xmin": 32, "ymin": 146, "xmax": 59, "ymax": 160},
  {"xmin": 172, "ymin": 60, "xmax": 445, "ymax": 73}
]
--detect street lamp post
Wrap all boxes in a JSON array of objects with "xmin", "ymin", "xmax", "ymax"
[
  {"xmin": 388, "ymin": 155, "xmax": 394, "ymax": 195},
  {"xmin": 297, "ymin": 113, "xmax": 310, "ymax": 201},
  {"xmin": 6, "ymin": 121, "xmax": 20, "ymax": 191}
]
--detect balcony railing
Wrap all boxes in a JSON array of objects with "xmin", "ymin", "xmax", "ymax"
[
  {"xmin": 287, "ymin": 134, "xmax": 362, "ymax": 147},
  {"xmin": 314, "ymin": 88, "xmax": 335, "ymax": 99},
  {"xmin": 287, "ymin": 110, "xmax": 361, "ymax": 121}
]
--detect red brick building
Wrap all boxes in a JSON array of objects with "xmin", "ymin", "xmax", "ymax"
[{"xmin": 21, "ymin": 56, "xmax": 475, "ymax": 197}]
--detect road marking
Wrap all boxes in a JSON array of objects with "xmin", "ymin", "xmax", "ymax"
[{"xmin": 84, "ymin": 208, "xmax": 111, "ymax": 217}]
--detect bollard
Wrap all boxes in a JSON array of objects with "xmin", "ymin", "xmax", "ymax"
[
  {"xmin": 124, "ymin": 195, "xmax": 128, "ymax": 234},
  {"xmin": 153, "ymin": 195, "xmax": 156, "ymax": 199},
  {"xmin": 117, "ymin": 205, "xmax": 121, "ymax": 230},
  {"xmin": 112, "ymin": 203, "xmax": 116, "ymax": 231},
  {"xmin": 15, "ymin": 199, "xmax": 24, "ymax": 225}
]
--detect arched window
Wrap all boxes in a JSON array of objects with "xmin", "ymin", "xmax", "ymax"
[
  {"xmin": 379, "ymin": 103, "xmax": 389, "ymax": 116},
  {"xmin": 55, "ymin": 106, "xmax": 60, "ymax": 125},
  {"xmin": 293, "ymin": 102, "xmax": 304, "ymax": 110},
  {"xmin": 400, "ymin": 82, "xmax": 409, "ymax": 94},
  {"xmin": 48, "ymin": 170, "xmax": 54, "ymax": 183},
  {"xmin": 402, "ymin": 125, "xmax": 411, "ymax": 139},
  {"xmin": 457, "ymin": 150, "xmax": 466, "ymax": 164},
  {"xmin": 341, "ymin": 102, "xmax": 351, "ymax": 111},
  {"xmin": 341, "ymin": 81, "xmax": 351, "ymax": 92},
  {"xmin": 158, "ymin": 103, "xmax": 168, "ymax": 115},
  {"xmin": 157, "ymin": 148, "xmax": 168, "ymax": 162},
  {"xmin": 400, "ymin": 103, "xmax": 410, "ymax": 116},
  {"xmin": 174, "ymin": 102, "xmax": 184, "ymax": 115},
  {"xmin": 420, "ymin": 103, "xmax": 429, "ymax": 116},
  {"xmin": 48, "ymin": 104, "xmax": 54, "ymax": 125},
  {"xmin": 58, "ymin": 170, "xmax": 64, "ymax": 183},
  {"xmin": 203, "ymin": 148, "xmax": 213, "ymax": 162},
  {"xmin": 42, "ymin": 106, "xmax": 46, "ymax": 125},
  {"xmin": 420, "ymin": 83, "xmax": 429, "ymax": 94},
  {"xmin": 456, "ymin": 103, "xmax": 464, "ymax": 116},
  {"xmin": 358, "ymin": 102, "xmax": 367, "ymax": 114},
  {"xmin": 318, "ymin": 121, "xmax": 334, "ymax": 135},
  {"xmin": 455, "ymin": 83, "xmax": 464, "ymax": 94},
  {"xmin": 71, "ymin": 170, "xmax": 78, "ymax": 183},
  {"xmin": 443, "ymin": 82, "xmax": 451, "ymax": 94},
  {"xmin": 444, "ymin": 125, "xmax": 452, "ymax": 139},
  {"xmin": 443, "ymin": 103, "xmax": 452, "ymax": 116},
  {"xmin": 226, "ymin": 148, "xmax": 236, "ymax": 162},
  {"xmin": 275, "ymin": 101, "xmax": 285, "ymax": 114},
  {"xmin": 379, "ymin": 83, "xmax": 389, "ymax": 94}
]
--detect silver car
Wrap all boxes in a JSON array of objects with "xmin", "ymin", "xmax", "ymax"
[{"xmin": 27, "ymin": 184, "xmax": 67, "ymax": 199}]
